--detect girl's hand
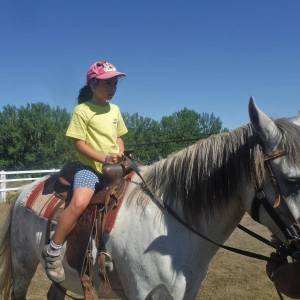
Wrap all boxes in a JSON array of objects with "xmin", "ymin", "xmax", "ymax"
[{"xmin": 104, "ymin": 154, "xmax": 122, "ymax": 164}]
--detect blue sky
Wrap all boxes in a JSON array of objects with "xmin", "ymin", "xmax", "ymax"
[{"xmin": 0, "ymin": 0, "xmax": 299, "ymax": 129}]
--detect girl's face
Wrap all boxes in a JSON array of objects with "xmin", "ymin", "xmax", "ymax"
[{"xmin": 90, "ymin": 78, "xmax": 118, "ymax": 102}]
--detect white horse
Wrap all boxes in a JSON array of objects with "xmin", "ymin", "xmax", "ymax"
[{"xmin": 1, "ymin": 98, "xmax": 300, "ymax": 300}]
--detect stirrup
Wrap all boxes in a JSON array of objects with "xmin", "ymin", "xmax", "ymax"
[{"xmin": 98, "ymin": 251, "xmax": 113, "ymax": 272}]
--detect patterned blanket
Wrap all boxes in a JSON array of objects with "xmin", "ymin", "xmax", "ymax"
[{"xmin": 24, "ymin": 175, "xmax": 64, "ymax": 220}]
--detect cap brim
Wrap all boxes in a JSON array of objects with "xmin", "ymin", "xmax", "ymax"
[{"xmin": 96, "ymin": 71, "xmax": 126, "ymax": 80}]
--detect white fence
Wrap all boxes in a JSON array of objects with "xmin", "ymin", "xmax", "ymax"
[{"xmin": 0, "ymin": 169, "xmax": 60, "ymax": 203}]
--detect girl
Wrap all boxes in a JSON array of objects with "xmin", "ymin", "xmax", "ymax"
[{"xmin": 43, "ymin": 60, "xmax": 128, "ymax": 283}]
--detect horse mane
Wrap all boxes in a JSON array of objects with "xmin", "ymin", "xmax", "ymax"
[
  {"xmin": 276, "ymin": 119, "xmax": 300, "ymax": 164},
  {"xmin": 133, "ymin": 119, "xmax": 300, "ymax": 219}
]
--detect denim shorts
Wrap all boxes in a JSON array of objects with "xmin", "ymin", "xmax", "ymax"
[{"xmin": 73, "ymin": 165, "xmax": 104, "ymax": 191}]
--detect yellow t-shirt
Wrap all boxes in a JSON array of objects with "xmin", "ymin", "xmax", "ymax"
[{"xmin": 66, "ymin": 102, "xmax": 128, "ymax": 173}]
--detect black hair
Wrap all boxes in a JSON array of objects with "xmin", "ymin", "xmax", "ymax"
[
  {"xmin": 77, "ymin": 77, "xmax": 121, "ymax": 104},
  {"xmin": 77, "ymin": 85, "xmax": 93, "ymax": 104}
]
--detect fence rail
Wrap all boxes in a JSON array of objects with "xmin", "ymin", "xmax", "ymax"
[{"xmin": 0, "ymin": 169, "xmax": 60, "ymax": 203}]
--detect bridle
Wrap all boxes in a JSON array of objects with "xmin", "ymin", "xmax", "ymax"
[{"xmin": 250, "ymin": 149, "xmax": 300, "ymax": 259}]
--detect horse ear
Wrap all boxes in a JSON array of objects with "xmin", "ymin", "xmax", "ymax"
[
  {"xmin": 291, "ymin": 112, "xmax": 300, "ymax": 126},
  {"xmin": 248, "ymin": 96, "xmax": 281, "ymax": 150}
]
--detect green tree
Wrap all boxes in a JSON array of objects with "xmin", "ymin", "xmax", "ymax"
[
  {"xmin": 123, "ymin": 113, "xmax": 162, "ymax": 163},
  {"xmin": 0, "ymin": 105, "xmax": 22, "ymax": 169},
  {"xmin": 0, "ymin": 103, "xmax": 75, "ymax": 170}
]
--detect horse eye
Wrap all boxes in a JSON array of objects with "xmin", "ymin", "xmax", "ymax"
[
  {"xmin": 288, "ymin": 177, "xmax": 300, "ymax": 182},
  {"xmin": 287, "ymin": 177, "xmax": 300, "ymax": 186}
]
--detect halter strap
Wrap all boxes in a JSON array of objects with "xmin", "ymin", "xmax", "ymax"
[
  {"xmin": 252, "ymin": 148, "xmax": 300, "ymax": 243},
  {"xmin": 264, "ymin": 149, "xmax": 287, "ymax": 162}
]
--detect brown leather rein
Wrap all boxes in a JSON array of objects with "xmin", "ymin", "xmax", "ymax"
[{"xmin": 124, "ymin": 149, "xmax": 300, "ymax": 262}]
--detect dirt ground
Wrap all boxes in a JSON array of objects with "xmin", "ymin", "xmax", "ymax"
[{"xmin": 0, "ymin": 201, "xmax": 288, "ymax": 300}]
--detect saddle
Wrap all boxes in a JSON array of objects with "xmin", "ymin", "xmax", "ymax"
[
  {"xmin": 46, "ymin": 161, "xmax": 135, "ymax": 299},
  {"xmin": 53, "ymin": 160, "xmax": 132, "ymax": 204}
]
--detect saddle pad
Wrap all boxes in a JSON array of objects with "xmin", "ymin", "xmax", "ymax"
[
  {"xmin": 24, "ymin": 176, "xmax": 64, "ymax": 220},
  {"xmin": 24, "ymin": 172, "xmax": 135, "ymax": 232}
]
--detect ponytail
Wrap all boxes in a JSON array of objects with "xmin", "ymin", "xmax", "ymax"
[{"xmin": 78, "ymin": 85, "xmax": 93, "ymax": 104}]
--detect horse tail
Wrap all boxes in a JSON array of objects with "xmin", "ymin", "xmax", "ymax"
[{"xmin": 0, "ymin": 196, "xmax": 17, "ymax": 300}]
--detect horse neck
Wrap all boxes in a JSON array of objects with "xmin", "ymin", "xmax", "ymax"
[
  {"xmin": 141, "ymin": 124, "xmax": 263, "ymax": 254},
  {"xmin": 166, "ymin": 190, "xmax": 246, "ymax": 250},
  {"xmin": 202, "ymin": 195, "xmax": 245, "ymax": 245},
  {"xmin": 152, "ymin": 165, "xmax": 255, "ymax": 247}
]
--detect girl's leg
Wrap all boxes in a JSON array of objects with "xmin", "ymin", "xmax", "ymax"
[
  {"xmin": 43, "ymin": 188, "xmax": 94, "ymax": 283},
  {"xmin": 43, "ymin": 168, "xmax": 102, "ymax": 282},
  {"xmin": 52, "ymin": 187, "xmax": 95, "ymax": 245}
]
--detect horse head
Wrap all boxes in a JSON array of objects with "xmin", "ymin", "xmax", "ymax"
[{"xmin": 248, "ymin": 97, "xmax": 300, "ymax": 246}]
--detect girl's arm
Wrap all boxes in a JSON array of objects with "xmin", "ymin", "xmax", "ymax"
[
  {"xmin": 74, "ymin": 139, "xmax": 106, "ymax": 162},
  {"xmin": 74, "ymin": 139, "xmax": 121, "ymax": 164},
  {"xmin": 117, "ymin": 137, "xmax": 125, "ymax": 155}
]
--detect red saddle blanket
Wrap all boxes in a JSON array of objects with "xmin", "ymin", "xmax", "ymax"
[
  {"xmin": 24, "ymin": 174, "xmax": 132, "ymax": 234},
  {"xmin": 24, "ymin": 176, "xmax": 64, "ymax": 219}
]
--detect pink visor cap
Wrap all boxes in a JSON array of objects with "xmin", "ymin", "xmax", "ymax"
[{"xmin": 86, "ymin": 60, "xmax": 126, "ymax": 82}]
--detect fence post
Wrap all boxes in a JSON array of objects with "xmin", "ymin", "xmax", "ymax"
[{"xmin": 0, "ymin": 171, "xmax": 6, "ymax": 203}]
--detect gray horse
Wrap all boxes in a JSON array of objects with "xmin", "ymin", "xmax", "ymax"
[{"xmin": 1, "ymin": 98, "xmax": 300, "ymax": 299}]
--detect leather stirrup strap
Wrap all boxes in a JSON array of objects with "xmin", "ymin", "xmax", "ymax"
[
  {"xmin": 79, "ymin": 208, "xmax": 98, "ymax": 300},
  {"xmin": 81, "ymin": 275, "xmax": 98, "ymax": 300}
]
